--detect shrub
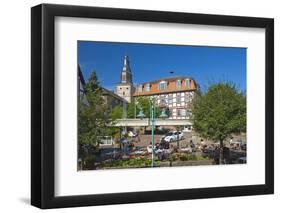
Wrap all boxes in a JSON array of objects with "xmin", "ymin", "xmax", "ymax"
[
  {"xmin": 84, "ymin": 155, "xmax": 96, "ymax": 163},
  {"xmin": 188, "ymin": 154, "xmax": 197, "ymax": 160},
  {"xmin": 179, "ymin": 153, "xmax": 189, "ymax": 161},
  {"xmin": 171, "ymin": 153, "xmax": 179, "ymax": 161}
]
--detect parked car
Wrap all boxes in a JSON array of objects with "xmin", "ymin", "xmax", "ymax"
[
  {"xmin": 230, "ymin": 140, "xmax": 246, "ymax": 150},
  {"xmin": 128, "ymin": 131, "xmax": 138, "ymax": 137},
  {"xmin": 161, "ymin": 131, "xmax": 184, "ymax": 142},
  {"xmin": 180, "ymin": 146, "xmax": 193, "ymax": 153},
  {"xmin": 182, "ymin": 125, "xmax": 192, "ymax": 132},
  {"xmin": 238, "ymin": 156, "xmax": 247, "ymax": 164},
  {"xmin": 240, "ymin": 142, "xmax": 247, "ymax": 151}
]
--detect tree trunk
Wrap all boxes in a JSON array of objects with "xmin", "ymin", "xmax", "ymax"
[
  {"xmin": 219, "ymin": 139, "xmax": 224, "ymax": 165},
  {"xmin": 177, "ymin": 133, "xmax": 179, "ymax": 148},
  {"xmin": 119, "ymin": 128, "xmax": 122, "ymax": 149}
]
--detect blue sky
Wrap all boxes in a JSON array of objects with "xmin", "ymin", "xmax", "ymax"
[{"xmin": 78, "ymin": 41, "xmax": 246, "ymax": 92}]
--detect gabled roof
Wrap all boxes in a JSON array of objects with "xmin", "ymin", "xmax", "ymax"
[
  {"xmin": 137, "ymin": 76, "xmax": 195, "ymax": 86},
  {"xmin": 102, "ymin": 87, "xmax": 128, "ymax": 103},
  {"xmin": 133, "ymin": 76, "xmax": 199, "ymax": 97}
]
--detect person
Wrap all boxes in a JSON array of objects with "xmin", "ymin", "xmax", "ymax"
[
  {"xmin": 147, "ymin": 141, "xmax": 153, "ymax": 154},
  {"xmin": 214, "ymin": 146, "xmax": 220, "ymax": 164},
  {"xmin": 155, "ymin": 148, "xmax": 165, "ymax": 161},
  {"xmin": 223, "ymin": 146, "xmax": 230, "ymax": 164},
  {"xmin": 155, "ymin": 143, "xmax": 160, "ymax": 150},
  {"xmin": 160, "ymin": 139, "xmax": 169, "ymax": 149},
  {"xmin": 190, "ymin": 140, "xmax": 195, "ymax": 149}
]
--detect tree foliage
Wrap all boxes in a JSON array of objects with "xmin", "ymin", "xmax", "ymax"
[
  {"xmin": 79, "ymin": 71, "xmax": 112, "ymax": 147},
  {"xmin": 192, "ymin": 83, "xmax": 246, "ymax": 143},
  {"xmin": 136, "ymin": 97, "xmax": 161, "ymax": 118},
  {"xmin": 110, "ymin": 106, "xmax": 123, "ymax": 120},
  {"xmin": 108, "ymin": 106, "xmax": 123, "ymax": 142},
  {"xmin": 127, "ymin": 100, "xmax": 136, "ymax": 118}
]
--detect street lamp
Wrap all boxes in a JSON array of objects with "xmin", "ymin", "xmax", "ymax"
[
  {"xmin": 159, "ymin": 108, "xmax": 168, "ymax": 119},
  {"xmin": 137, "ymin": 103, "xmax": 168, "ymax": 167},
  {"xmin": 134, "ymin": 100, "xmax": 137, "ymax": 119},
  {"xmin": 136, "ymin": 108, "xmax": 145, "ymax": 119}
]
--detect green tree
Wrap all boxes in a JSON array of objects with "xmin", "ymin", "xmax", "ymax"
[
  {"xmin": 135, "ymin": 97, "xmax": 161, "ymax": 118},
  {"xmin": 79, "ymin": 70, "xmax": 112, "ymax": 148},
  {"xmin": 127, "ymin": 100, "xmax": 136, "ymax": 118},
  {"xmin": 110, "ymin": 106, "xmax": 123, "ymax": 120},
  {"xmin": 192, "ymin": 83, "xmax": 246, "ymax": 164},
  {"xmin": 107, "ymin": 106, "xmax": 123, "ymax": 142}
]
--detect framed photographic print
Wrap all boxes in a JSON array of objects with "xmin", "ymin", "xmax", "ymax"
[{"xmin": 31, "ymin": 4, "xmax": 274, "ymax": 209}]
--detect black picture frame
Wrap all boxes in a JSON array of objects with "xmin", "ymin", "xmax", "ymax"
[{"xmin": 31, "ymin": 3, "xmax": 274, "ymax": 209}]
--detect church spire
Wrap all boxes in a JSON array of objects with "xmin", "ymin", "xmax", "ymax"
[
  {"xmin": 120, "ymin": 55, "xmax": 132, "ymax": 84},
  {"xmin": 122, "ymin": 55, "xmax": 131, "ymax": 73}
]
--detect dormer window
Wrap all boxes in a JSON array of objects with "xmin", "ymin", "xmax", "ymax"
[
  {"xmin": 145, "ymin": 84, "xmax": 150, "ymax": 92},
  {"xmin": 176, "ymin": 79, "xmax": 182, "ymax": 88},
  {"xmin": 185, "ymin": 79, "xmax": 190, "ymax": 88},
  {"xmin": 158, "ymin": 81, "xmax": 167, "ymax": 90}
]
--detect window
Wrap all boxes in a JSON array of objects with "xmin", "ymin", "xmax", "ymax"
[
  {"xmin": 176, "ymin": 95, "xmax": 181, "ymax": 103},
  {"xmin": 186, "ymin": 111, "xmax": 192, "ymax": 118},
  {"xmin": 158, "ymin": 81, "xmax": 167, "ymax": 90},
  {"xmin": 168, "ymin": 97, "xmax": 173, "ymax": 104},
  {"xmin": 185, "ymin": 79, "xmax": 190, "ymax": 88},
  {"xmin": 177, "ymin": 109, "xmax": 186, "ymax": 117},
  {"xmin": 145, "ymin": 84, "xmax": 150, "ymax": 92},
  {"xmin": 168, "ymin": 94, "xmax": 173, "ymax": 104},
  {"xmin": 176, "ymin": 79, "xmax": 182, "ymax": 88},
  {"xmin": 160, "ymin": 97, "xmax": 166, "ymax": 106}
]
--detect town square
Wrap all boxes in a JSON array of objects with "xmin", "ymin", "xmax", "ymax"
[{"xmin": 78, "ymin": 42, "xmax": 246, "ymax": 170}]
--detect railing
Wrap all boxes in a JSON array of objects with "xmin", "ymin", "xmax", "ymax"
[{"xmin": 110, "ymin": 118, "xmax": 193, "ymax": 127}]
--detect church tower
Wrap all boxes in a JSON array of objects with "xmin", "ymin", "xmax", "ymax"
[{"xmin": 116, "ymin": 55, "xmax": 134, "ymax": 103}]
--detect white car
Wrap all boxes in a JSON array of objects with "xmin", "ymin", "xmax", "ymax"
[
  {"xmin": 180, "ymin": 146, "xmax": 193, "ymax": 153},
  {"xmin": 182, "ymin": 125, "xmax": 193, "ymax": 132},
  {"xmin": 128, "ymin": 131, "xmax": 138, "ymax": 137},
  {"xmin": 161, "ymin": 131, "xmax": 184, "ymax": 142}
]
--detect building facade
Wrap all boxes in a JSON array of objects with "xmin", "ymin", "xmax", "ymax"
[
  {"xmin": 80, "ymin": 55, "xmax": 199, "ymax": 120},
  {"xmin": 133, "ymin": 77, "xmax": 198, "ymax": 119},
  {"xmin": 115, "ymin": 55, "xmax": 199, "ymax": 119}
]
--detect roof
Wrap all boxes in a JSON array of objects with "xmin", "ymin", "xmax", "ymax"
[
  {"xmin": 133, "ymin": 76, "xmax": 199, "ymax": 97},
  {"xmin": 102, "ymin": 87, "xmax": 128, "ymax": 103},
  {"xmin": 78, "ymin": 65, "xmax": 86, "ymax": 87},
  {"xmin": 138, "ymin": 76, "xmax": 195, "ymax": 85},
  {"xmin": 133, "ymin": 88, "xmax": 197, "ymax": 97}
]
